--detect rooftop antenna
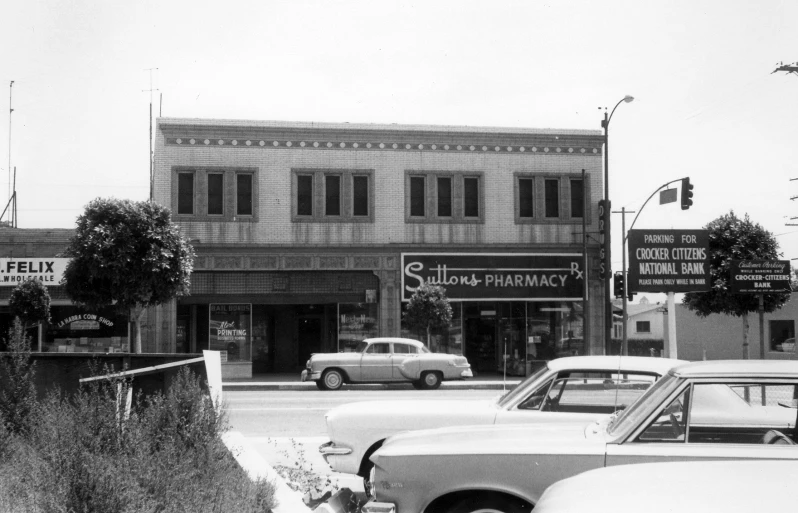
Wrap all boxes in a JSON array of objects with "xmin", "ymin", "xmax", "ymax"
[
  {"xmin": 143, "ymin": 68, "xmax": 159, "ymax": 201},
  {"xmin": 7, "ymin": 81, "xmax": 13, "ymax": 212}
]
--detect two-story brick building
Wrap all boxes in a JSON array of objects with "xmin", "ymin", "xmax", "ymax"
[{"xmin": 151, "ymin": 118, "xmax": 606, "ymax": 377}]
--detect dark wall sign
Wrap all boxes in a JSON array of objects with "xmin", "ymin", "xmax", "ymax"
[
  {"xmin": 627, "ymin": 229, "xmax": 710, "ymax": 293},
  {"xmin": 730, "ymin": 260, "xmax": 791, "ymax": 294},
  {"xmin": 401, "ymin": 253, "xmax": 584, "ymax": 301}
]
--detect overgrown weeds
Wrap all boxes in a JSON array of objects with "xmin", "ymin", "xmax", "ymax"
[{"xmin": 0, "ymin": 322, "xmax": 276, "ymax": 512}]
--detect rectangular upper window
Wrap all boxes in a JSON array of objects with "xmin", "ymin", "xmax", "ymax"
[
  {"xmin": 545, "ymin": 179, "xmax": 560, "ymax": 218},
  {"xmin": 464, "ymin": 177, "xmax": 479, "ymax": 218},
  {"xmin": 325, "ymin": 175, "xmax": 341, "ymax": 216},
  {"xmin": 519, "ymin": 178, "xmax": 534, "ymax": 218},
  {"xmin": 236, "ymin": 174, "xmax": 253, "ymax": 216},
  {"xmin": 570, "ymin": 179, "xmax": 584, "ymax": 218},
  {"xmin": 437, "ymin": 177, "xmax": 452, "ymax": 217},
  {"xmin": 207, "ymin": 173, "xmax": 224, "ymax": 215},
  {"xmin": 353, "ymin": 175, "xmax": 369, "ymax": 217},
  {"xmin": 297, "ymin": 175, "xmax": 314, "ymax": 216},
  {"xmin": 410, "ymin": 176, "xmax": 426, "ymax": 217},
  {"xmin": 177, "ymin": 173, "xmax": 194, "ymax": 215},
  {"xmin": 515, "ymin": 173, "xmax": 590, "ymax": 224},
  {"xmin": 405, "ymin": 171, "xmax": 484, "ymax": 224},
  {"xmin": 636, "ymin": 321, "xmax": 651, "ymax": 333},
  {"xmin": 172, "ymin": 167, "xmax": 257, "ymax": 221},
  {"xmin": 292, "ymin": 169, "xmax": 374, "ymax": 223}
]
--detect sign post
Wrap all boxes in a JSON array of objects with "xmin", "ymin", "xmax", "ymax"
[
  {"xmin": 627, "ymin": 229, "xmax": 711, "ymax": 358},
  {"xmin": 730, "ymin": 260, "xmax": 791, "ymax": 359}
]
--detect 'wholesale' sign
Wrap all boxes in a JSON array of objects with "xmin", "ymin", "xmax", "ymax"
[
  {"xmin": 0, "ymin": 258, "xmax": 70, "ymax": 286},
  {"xmin": 401, "ymin": 253, "xmax": 584, "ymax": 301},
  {"xmin": 627, "ymin": 229, "xmax": 710, "ymax": 293}
]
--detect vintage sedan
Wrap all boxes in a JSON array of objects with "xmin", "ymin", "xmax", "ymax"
[
  {"xmin": 301, "ymin": 337, "xmax": 472, "ymax": 391},
  {"xmin": 534, "ymin": 459, "xmax": 798, "ymax": 513},
  {"xmin": 362, "ymin": 360, "xmax": 798, "ymax": 513},
  {"xmin": 322, "ymin": 355, "xmax": 682, "ymax": 481}
]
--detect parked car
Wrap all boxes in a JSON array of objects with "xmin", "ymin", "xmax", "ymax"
[
  {"xmin": 534, "ymin": 459, "xmax": 798, "ymax": 513},
  {"xmin": 322, "ymin": 355, "xmax": 683, "ymax": 483},
  {"xmin": 362, "ymin": 360, "xmax": 798, "ymax": 513},
  {"xmin": 300, "ymin": 337, "xmax": 472, "ymax": 391}
]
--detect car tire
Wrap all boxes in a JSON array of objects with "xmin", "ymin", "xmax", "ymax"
[
  {"xmin": 448, "ymin": 493, "xmax": 531, "ymax": 513},
  {"xmin": 322, "ymin": 369, "xmax": 344, "ymax": 391},
  {"xmin": 420, "ymin": 371, "xmax": 442, "ymax": 390},
  {"xmin": 315, "ymin": 380, "xmax": 328, "ymax": 391}
]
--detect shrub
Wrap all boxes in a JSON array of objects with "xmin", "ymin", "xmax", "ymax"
[{"xmin": 0, "ymin": 319, "xmax": 38, "ymax": 437}]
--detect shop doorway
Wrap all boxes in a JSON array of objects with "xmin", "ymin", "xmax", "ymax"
[
  {"xmin": 297, "ymin": 317, "xmax": 322, "ymax": 368},
  {"xmin": 465, "ymin": 315, "xmax": 497, "ymax": 373}
]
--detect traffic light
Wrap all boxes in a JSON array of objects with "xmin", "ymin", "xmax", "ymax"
[
  {"xmin": 628, "ymin": 290, "xmax": 636, "ymax": 302},
  {"xmin": 614, "ymin": 273, "xmax": 625, "ymax": 298},
  {"xmin": 680, "ymin": 177, "xmax": 694, "ymax": 210}
]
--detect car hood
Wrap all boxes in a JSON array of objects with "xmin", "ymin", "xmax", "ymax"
[
  {"xmin": 326, "ymin": 399, "xmax": 498, "ymax": 436},
  {"xmin": 375, "ymin": 421, "xmax": 604, "ymax": 459}
]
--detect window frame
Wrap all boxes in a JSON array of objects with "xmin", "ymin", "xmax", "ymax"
[
  {"xmin": 291, "ymin": 169, "xmax": 375, "ymax": 223},
  {"xmin": 514, "ymin": 172, "xmax": 592, "ymax": 224},
  {"xmin": 207, "ymin": 172, "xmax": 224, "ymax": 216},
  {"xmin": 636, "ymin": 321, "xmax": 652, "ymax": 334},
  {"xmin": 405, "ymin": 171, "xmax": 485, "ymax": 224},
  {"xmin": 177, "ymin": 171, "xmax": 195, "ymax": 215},
  {"xmin": 235, "ymin": 172, "xmax": 254, "ymax": 217},
  {"xmin": 172, "ymin": 167, "xmax": 258, "ymax": 222}
]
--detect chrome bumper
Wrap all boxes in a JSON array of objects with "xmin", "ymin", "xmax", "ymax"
[
  {"xmin": 300, "ymin": 369, "xmax": 321, "ymax": 382},
  {"xmin": 461, "ymin": 368, "xmax": 473, "ymax": 378},
  {"xmin": 319, "ymin": 441, "xmax": 352, "ymax": 464},
  {"xmin": 362, "ymin": 501, "xmax": 396, "ymax": 513}
]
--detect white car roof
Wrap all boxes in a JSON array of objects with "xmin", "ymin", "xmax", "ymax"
[
  {"xmin": 546, "ymin": 355, "xmax": 686, "ymax": 375},
  {"xmin": 363, "ymin": 337, "xmax": 425, "ymax": 347},
  {"xmin": 671, "ymin": 359, "xmax": 798, "ymax": 378}
]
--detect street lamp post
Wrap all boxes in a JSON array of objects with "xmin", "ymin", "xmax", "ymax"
[{"xmin": 602, "ymin": 95, "xmax": 634, "ymax": 354}]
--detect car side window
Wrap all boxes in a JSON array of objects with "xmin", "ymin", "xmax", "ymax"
[
  {"xmin": 544, "ymin": 372, "xmax": 656, "ymax": 414},
  {"xmin": 393, "ymin": 343, "xmax": 415, "ymax": 354},
  {"xmin": 366, "ymin": 343, "xmax": 390, "ymax": 354},
  {"xmin": 517, "ymin": 378, "xmax": 554, "ymax": 410},
  {"xmin": 636, "ymin": 387, "xmax": 689, "ymax": 443}
]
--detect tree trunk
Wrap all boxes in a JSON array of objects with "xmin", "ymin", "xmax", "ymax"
[
  {"xmin": 742, "ymin": 313, "xmax": 750, "ymax": 360},
  {"xmin": 426, "ymin": 324, "xmax": 431, "ymax": 347},
  {"xmin": 132, "ymin": 305, "xmax": 145, "ymax": 354}
]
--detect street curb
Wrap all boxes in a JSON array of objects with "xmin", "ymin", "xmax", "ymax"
[
  {"xmin": 222, "ymin": 431, "xmax": 312, "ymax": 513},
  {"xmin": 222, "ymin": 380, "xmax": 522, "ymax": 392}
]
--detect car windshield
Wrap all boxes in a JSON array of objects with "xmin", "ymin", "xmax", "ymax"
[
  {"xmin": 496, "ymin": 364, "xmax": 550, "ymax": 407},
  {"xmin": 355, "ymin": 341, "xmax": 369, "ymax": 352},
  {"xmin": 419, "ymin": 344, "xmax": 430, "ymax": 353},
  {"xmin": 607, "ymin": 372, "xmax": 681, "ymax": 436}
]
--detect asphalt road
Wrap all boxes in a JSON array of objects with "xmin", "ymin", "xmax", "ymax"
[{"xmin": 225, "ymin": 388, "xmax": 503, "ymax": 437}]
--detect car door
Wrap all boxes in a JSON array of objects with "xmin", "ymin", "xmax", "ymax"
[
  {"xmin": 606, "ymin": 380, "xmax": 798, "ymax": 466},
  {"xmin": 495, "ymin": 371, "xmax": 659, "ymax": 425},
  {"xmin": 390, "ymin": 342, "xmax": 419, "ymax": 381},
  {"xmin": 360, "ymin": 342, "xmax": 393, "ymax": 381}
]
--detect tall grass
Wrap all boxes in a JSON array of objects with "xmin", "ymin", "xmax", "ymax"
[{"xmin": 0, "ymin": 321, "xmax": 276, "ymax": 513}]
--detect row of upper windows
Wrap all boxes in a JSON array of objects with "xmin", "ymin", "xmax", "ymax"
[{"xmin": 173, "ymin": 169, "xmax": 589, "ymax": 223}]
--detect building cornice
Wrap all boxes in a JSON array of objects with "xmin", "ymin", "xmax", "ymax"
[{"xmin": 158, "ymin": 118, "xmax": 604, "ymax": 156}]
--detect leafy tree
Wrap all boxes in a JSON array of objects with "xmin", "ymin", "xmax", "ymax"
[
  {"xmin": 0, "ymin": 319, "xmax": 37, "ymax": 436},
  {"xmin": 9, "ymin": 279, "xmax": 51, "ymax": 329},
  {"xmin": 62, "ymin": 198, "xmax": 195, "ymax": 353},
  {"xmin": 682, "ymin": 211, "xmax": 790, "ymax": 358},
  {"xmin": 403, "ymin": 283, "xmax": 453, "ymax": 346}
]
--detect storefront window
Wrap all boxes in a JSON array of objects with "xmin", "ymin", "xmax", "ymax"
[
  {"xmin": 43, "ymin": 306, "xmax": 129, "ymax": 353},
  {"xmin": 209, "ymin": 304, "xmax": 251, "ymax": 362},
  {"xmin": 338, "ymin": 303, "xmax": 378, "ymax": 352},
  {"xmin": 527, "ymin": 301, "xmax": 584, "ymax": 360}
]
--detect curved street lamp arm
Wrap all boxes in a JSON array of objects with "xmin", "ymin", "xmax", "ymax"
[{"xmin": 625, "ymin": 177, "xmax": 688, "ymax": 241}]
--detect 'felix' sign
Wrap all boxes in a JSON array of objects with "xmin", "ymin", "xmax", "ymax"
[
  {"xmin": 627, "ymin": 230, "xmax": 710, "ymax": 293},
  {"xmin": 0, "ymin": 258, "xmax": 70, "ymax": 286}
]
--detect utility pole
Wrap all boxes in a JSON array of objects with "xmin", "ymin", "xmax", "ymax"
[
  {"xmin": 613, "ymin": 206, "xmax": 636, "ymax": 355},
  {"xmin": 143, "ymin": 68, "xmax": 159, "ymax": 202},
  {"xmin": 7, "ymin": 81, "xmax": 13, "ymax": 216}
]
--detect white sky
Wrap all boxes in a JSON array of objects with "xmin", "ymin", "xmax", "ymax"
[{"xmin": 2, "ymin": 0, "xmax": 798, "ymax": 303}]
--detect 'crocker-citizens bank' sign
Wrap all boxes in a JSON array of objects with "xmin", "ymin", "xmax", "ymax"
[
  {"xmin": 401, "ymin": 253, "xmax": 584, "ymax": 302},
  {"xmin": 0, "ymin": 258, "xmax": 70, "ymax": 286},
  {"xmin": 730, "ymin": 260, "xmax": 792, "ymax": 294},
  {"xmin": 627, "ymin": 229, "xmax": 710, "ymax": 293}
]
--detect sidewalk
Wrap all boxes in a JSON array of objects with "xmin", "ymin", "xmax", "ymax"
[{"xmin": 223, "ymin": 373, "xmax": 523, "ymax": 391}]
